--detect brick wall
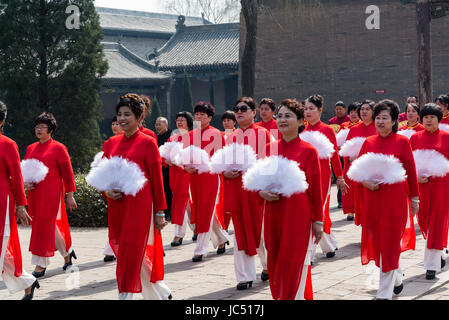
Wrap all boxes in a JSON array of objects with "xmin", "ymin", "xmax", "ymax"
[{"xmin": 241, "ymin": 0, "xmax": 449, "ymax": 121}]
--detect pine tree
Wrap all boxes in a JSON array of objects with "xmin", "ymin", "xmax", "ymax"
[
  {"xmin": 182, "ymin": 69, "xmax": 194, "ymax": 113},
  {"xmin": 149, "ymin": 96, "xmax": 162, "ymax": 132},
  {"xmin": 0, "ymin": 0, "xmax": 108, "ymax": 170}
]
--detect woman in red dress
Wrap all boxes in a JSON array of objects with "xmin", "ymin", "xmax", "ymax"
[
  {"xmin": 435, "ymin": 94, "xmax": 449, "ymax": 125},
  {"xmin": 350, "ymin": 99, "xmax": 419, "ymax": 300},
  {"xmin": 224, "ymin": 97, "xmax": 271, "ymax": 290},
  {"xmin": 256, "ymin": 98, "xmax": 280, "ymax": 140},
  {"xmin": 303, "ymin": 94, "xmax": 348, "ymax": 260},
  {"xmin": 259, "ymin": 99, "xmax": 323, "ymax": 300},
  {"xmin": 102, "ymin": 94, "xmax": 171, "ymax": 300},
  {"xmin": 163, "ymin": 111, "xmax": 195, "ymax": 247},
  {"xmin": 409, "ymin": 103, "xmax": 449, "ymax": 280},
  {"xmin": 0, "ymin": 101, "xmax": 39, "ymax": 300},
  {"xmin": 24, "ymin": 112, "xmax": 78, "ymax": 278},
  {"xmin": 185, "ymin": 102, "xmax": 230, "ymax": 262},
  {"xmin": 222, "ymin": 110, "xmax": 237, "ymax": 141},
  {"xmin": 398, "ymin": 103, "xmax": 425, "ymax": 133},
  {"xmin": 341, "ymin": 100, "xmax": 376, "ymax": 223}
]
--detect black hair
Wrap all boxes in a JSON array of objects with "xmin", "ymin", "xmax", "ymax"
[
  {"xmin": 259, "ymin": 98, "xmax": 276, "ymax": 111},
  {"xmin": 420, "ymin": 103, "xmax": 443, "ymax": 122},
  {"xmin": 235, "ymin": 97, "xmax": 257, "ymax": 110},
  {"xmin": 35, "ymin": 112, "xmax": 57, "ymax": 135},
  {"xmin": 357, "ymin": 99, "xmax": 375, "ymax": 119},
  {"xmin": 435, "ymin": 94, "xmax": 449, "ymax": 109},
  {"xmin": 176, "ymin": 111, "xmax": 194, "ymax": 131},
  {"xmin": 373, "ymin": 99, "xmax": 400, "ymax": 133},
  {"xmin": 0, "ymin": 100, "xmax": 6, "ymax": 123},
  {"xmin": 116, "ymin": 93, "xmax": 145, "ymax": 119},
  {"xmin": 221, "ymin": 110, "xmax": 237, "ymax": 123},
  {"xmin": 277, "ymin": 99, "xmax": 305, "ymax": 133},
  {"xmin": 406, "ymin": 103, "xmax": 420, "ymax": 115},
  {"xmin": 305, "ymin": 94, "xmax": 324, "ymax": 109},
  {"xmin": 348, "ymin": 102, "xmax": 361, "ymax": 114},
  {"xmin": 112, "ymin": 116, "xmax": 118, "ymax": 123},
  {"xmin": 194, "ymin": 101, "xmax": 215, "ymax": 117}
]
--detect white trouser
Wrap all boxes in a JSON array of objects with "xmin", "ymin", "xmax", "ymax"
[
  {"xmin": 103, "ymin": 240, "xmax": 115, "ymax": 256},
  {"xmin": 194, "ymin": 213, "xmax": 230, "ymax": 256},
  {"xmin": 311, "ymin": 231, "xmax": 338, "ymax": 262},
  {"xmin": 174, "ymin": 207, "xmax": 195, "ymax": 238},
  {"xmin": 376, "ymin": 256, "xmax": 403, "ymax": 300},
  {"xmin": 118, "ymin": 260, "xmax": 171, "ymax": 300},
  {"xmin": 233, "ymin": 230, "xmax": 267, "ymax": 283},
  {"xmin": 423, "ymin": 239, "xmax": 446, "ymax": 272},
  {"xmin": 294, "ymin": 229, "xmax": 314, "ymax": 300},
  {"xmin": 1, "ymin": 244, "xmax": 36, "ymax": 294},
  {"xmin": 31, "ymin": 226, "xmax": 71, "ymax": 268}
]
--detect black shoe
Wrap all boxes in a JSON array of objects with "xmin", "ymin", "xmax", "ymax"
[
  {"xmin": 326, "ymin": 251, "xmax": 336, "ymax": 258},
  {"xmin": 22, "ymin": 280, "xmax": 40, "ymax": 300},
  {"xmin": 104, "ymin": 255, "xmax": 116, "ymax": 262},
  {"xmin": 32, "ymin": 268, "xmax": 46, "ymax": 278},
  {"xmin": 192, "ymin": 234, "xmax": 198, "ymax": 241},
  {"xmin": 170, "ymin": 238, "xmax": 183, "ymax": 247},
  {"xmin": 217, "ymin": 242, "xmax": 227, "ymax": 255},
  {"xmin": 442, "ymin": 258, "xmax": 446, "ymax": 269},
  {"xmin": 168, "ymin": 294, "xmax": 173, "ymax": 300},
  {"xmin": 163, "ymin": 250, "xmax": 166, "ymax": 257},
  {"xmin": 192, "ymin": 255, "xmax": 203, "ymax": 262},
  {"xmin": 426, "ymin": 270, "xmax": 436, "ymax": 280},
  {"xmin": 346, "ymin": 215, "xmax": 354, "ymax": 221},
  {"xmin": 261, "ymin": 272, "xmax": 269, "ymax": 282},
  {"xmin": 63, "ymin": 250, "xmax": 77, "ymax": 271},
  {"xmin": 236, "ymin": 281, "xmax": 253, "ymax": 290},
  {"xmin": 393, "ymin": 283, "xmax": 404, "ymax": 295}
]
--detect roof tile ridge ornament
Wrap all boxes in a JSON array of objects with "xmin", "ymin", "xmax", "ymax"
[{"xmin": 176, "ymin": 15, "xmax": 186, "ymax": 32}]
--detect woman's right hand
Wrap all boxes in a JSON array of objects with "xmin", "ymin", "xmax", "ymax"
[
  {"xmin": 258, "ymin": 190, "xmax": 279, "ymax": 202},
  {"xmin": 418, "ymin": 176, "xmax": 429, "ymax": 184},
  {"xmin": 223, "ymin": 170, "xmax": 240, "ymax": 179},
  {"xmin": 24, "ymin": 182, "xmax": 36, "ymax": 190},
  {"xmin": 165, "ymin": 159, "xmax": 173, "ymax": 167},
  {"xmin": 362, "ymin": 181, "xmax": 379, "ymax": 191},
  {"xmin": 184, "ymin": 165, "xmax": 198, "ymax": 174},
  {"xmin": 106, "ymin": 189, "xmax": 123, "ymax": 200}
]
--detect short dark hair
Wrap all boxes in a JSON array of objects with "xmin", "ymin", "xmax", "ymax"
[
  {"xmin": 259, "ymin": 98, "xmax": 276, "ymax": 111},
  {"xmin": 35, "ymin": 112, "xmax": 57, "ymax": 135},
  {"xmin": 406, "ymin": 103, "xmax": 420, "ymax": 114},
  {"xmin": 176, "ymin": 111, "xmax": 194, "ymax": 131},
  {"xmin": 373, "ymin": 99, "xmax": 400, "ymax": 133},
  {"xmin": 194, "ymin": 101, "xmax": 215, "ymax": 117},
  {"xmin": 335, "ymin": 101, "xmax": 346, "ymax": 108},
  {"xmin": 420, "ymin": 103, "xmax": 443, "ymax": 122},
  {"xmin": 116, "ymin": 93, "xmax": 146, "ymax": 119},
  {"xmin": 278, "ymin": 99, "xmax": 304, "ymax": 133},
  {"xmin": 357, "ymin": 99, "xmax": 375, "ymax": 119},
  {"xmin": 348, "ymin": 102, "xmax": 361, "ymax": 114},
  {"xmin": 221, "ymin": 110, "xmax": 236, "ymax": 123},
  {"xmin": 305, "ymin": 94, "xmax": 324, "ymax": 109},
  {"xmin": 0, "ymin": 100, "xmax": 7, "ymax": 123},
  {"xmin": 435, "ymin": 94, "xmax": 449, "ymax": 108},
  {"xmin": 112, "ymin": 116, "xmax": 118, "ymax": 123},
  {"xmin": 235, "ymin": 97, "xmax": 257, "ymax": 110}
]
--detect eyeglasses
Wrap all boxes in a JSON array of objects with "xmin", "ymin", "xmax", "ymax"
[
  {"xmin": 233, "ymin": 105, "xmax": 249, "ymax": 113},
  {"xmin": 35, "ymin": 125, "xmax": 48, "ymax": 130}
]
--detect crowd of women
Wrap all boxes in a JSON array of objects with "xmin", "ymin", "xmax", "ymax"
[{"xmin": 1, "ymin": 91, "xmax": 449, "ymax": 301}]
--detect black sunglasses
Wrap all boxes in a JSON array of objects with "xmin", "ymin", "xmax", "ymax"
[{"xmin": 233, "ymin": 105, "xmax": 250, "ymax": 113}]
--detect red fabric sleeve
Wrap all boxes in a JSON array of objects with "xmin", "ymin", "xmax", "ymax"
[
  {"xmin": 307, "ymin": 148, "xmax": 323, "ymax": 223},
  {"xmin": 6, "ymin": 142, "xmax": 27, "ymax": 206},
  {"xmin": 145, "ymin": 138, "xmax": 167, "ymax": 212},
  {"xmin": 57, "ymin": 145, "xmax": 76, "ymax": 193},
  {"xmin": 401, "ymin": 140, "xmax": 419, "ymax": 198}
]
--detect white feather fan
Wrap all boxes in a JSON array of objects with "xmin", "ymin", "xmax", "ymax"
[
  {"xmin": 439, "ymin": 124, "xmax": 449, "ymax": 133},
  {"xmin": 158, "ymin": 141, "xmax": 184, "ymax": 164},
  {"xmin": 174, "ymin": 145, "xmax": 211, "ymax": 174},
  {"xmin": 413, "ymin": 149, "xmax": 449, "ymax": 178},
  {"xmin": 85, "ymin": 156, "xmax": 147, "ymax": 196},
  {"xmin": 347, "ymin": 152, "xmax": 406, "ymax": 184},
  {"xmin": 299, "ymin": 130, "xmax": 334, "ymax": 159},
  {"xmin": 90, "ymin": 151, "xmax": 105, "ymax": 168},
  {"xmin": 21, "ymin": 159, "xmax": 49, "ymax": 184},
  {"xmin": 336, "ymin": 128, "xmax": 350, "ymax": 147},
  {"xmin": 210, "ymin": 143, "xmax": 257, "ymax": 174},
  {"xmin": 339, "ymin": 137, "xmax": 366, "ymax": 158},
  {"xmin": 397, "ymin": 129, "xmax": 415, "ymax": 140},
  {"xmin": 242, "ymin": 156, "xmax": 308, "ymax": 197}
]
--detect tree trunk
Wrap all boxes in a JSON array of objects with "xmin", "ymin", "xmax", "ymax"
[
  {"xmin": 416, "ymin": 0, "xmax": 432, "ymax": 107},
  {"xmin": 38, "ymin": 0, "xmax": 49, "ymax": 110},
  {"xmin": 240, "ymin": 0, "xmax": 258, "ymax": 97}
]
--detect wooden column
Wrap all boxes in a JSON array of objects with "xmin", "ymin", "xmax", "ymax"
[{"xmin": 416, "ymin": 0, "xmax": 432, "ymax": 107}]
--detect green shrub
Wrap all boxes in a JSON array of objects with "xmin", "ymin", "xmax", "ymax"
[{"xmin": 68, "ymin": 174, "xmax": 108, "ymax": 228}]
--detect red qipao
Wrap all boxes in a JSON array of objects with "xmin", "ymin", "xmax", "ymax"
[
  {"xmin": 187, "ymin": 126, "xmax": 225, "ymax": 233},
  {"xmin": 341, "ymin": 122, "xmax": 377, "ymax": 223},
  {"xmin": 139, "ymin": 126, "xmax": 157, "ymax": 140},
  {"xmin": 164, "ymin": 133, "xmax": 191, "ymax": 227},
  {"xmin": 256, "ymin": 119, "xmax": 280, "ymax": 140},
  {"xmin": 357, "ymin": 133, "xmax": 419, "ymax": 273},
  {"xmin": 102, "ymin": 130, "xmax": 166, "ymax": 293},
  {"xmin": 0, "ymin": 133, "xmax": 26, "ymax": 277},
  {"xmin": 264, "ymin": 137, "xmax": 323, "ymax": 300},
  {"xmin": 225, "ymin": 123, "xmax": 271, "ymax": 256},
  {"xmin": 305, "ymin": 121, "xmax": 343, "ymax": 234},
  {"xmin": 410, "ymin": 129, "xmax": 449, "ymax": 250},
  {"xmin": 25, "ymin": 139, "xmax": 75, "ymax": 258},
  {"xmin": 399, "ymin": 122, "xmax": 425, "ymax": 132}
]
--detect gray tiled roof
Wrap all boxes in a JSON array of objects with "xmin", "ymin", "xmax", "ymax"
[
  {"xmin": 150, "ymin": 23, "xmax": 240, "ymax": 73},
  {"xmin": 96, "ymin": 7, "xmax": 208, "ymax": 35},
  {"xmin": 102, "ymin": 42, "xmax": 173, "ymax": 85}
]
